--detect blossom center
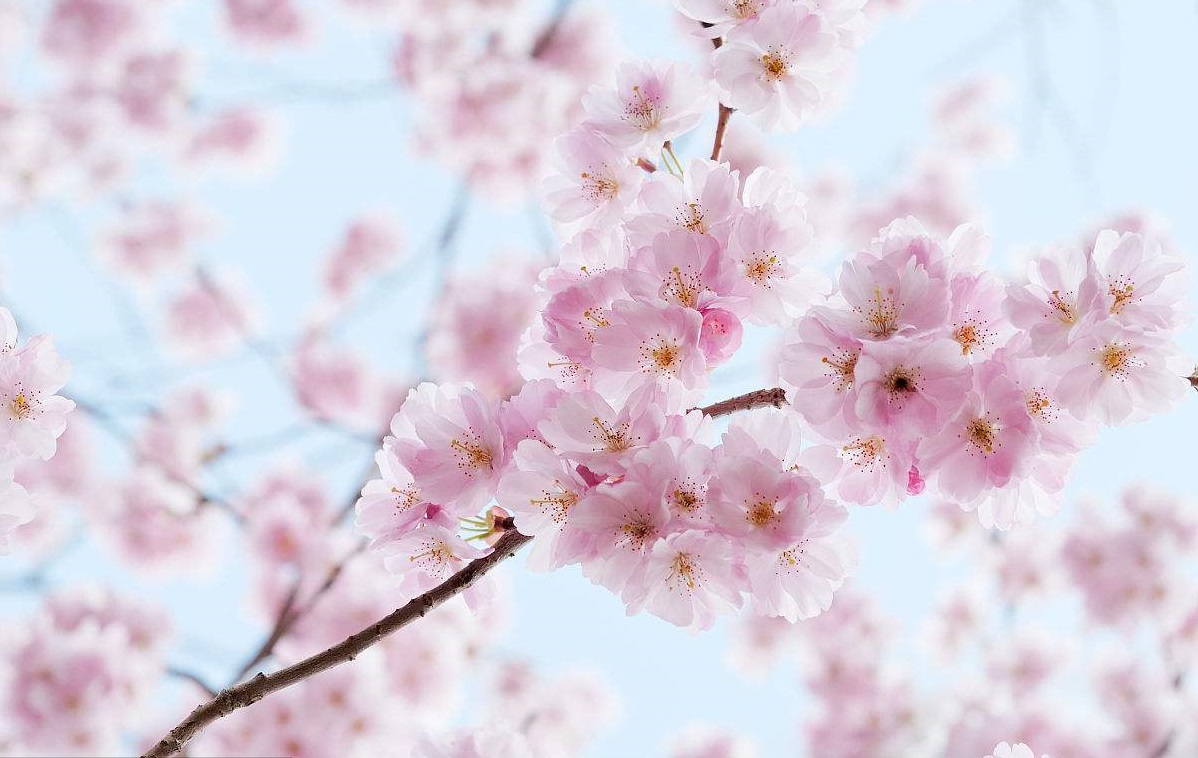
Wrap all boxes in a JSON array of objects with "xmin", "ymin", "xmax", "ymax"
[
  {"xmin": 391, "ymin": 485, "xmax": 421, "ymax": 511},
  {"xmin": 821, "ymin": 349, "xmax": 859, "ymax": 391},
  {"xmin": 862, "ymin": 286, "xmax": 900, "ymax": 338},
  {"xmin": 1026, "ymin": 390, "xmax": 1052, "ymax": 419},
  {"xmin": 1100, "ymin": 343, "xmax": 1131, "ymax": 375},
  {"xmin": 668, "ymin": 552, "xmax": 698, "ymax": 590},
  {"xmin": 10, "ymin": 392, "xmax": 31, "ymax": 420},
  {"xmin": 952, "ymin": 323, "xmax": 979, "ymax": 355},
  {"xmin": 530, "ymin": 481, "xmax": 578, "ymax": 524},
  {"xmin": 580, "ymin": 170, "xmax": 618, "ymax": 203},
  {"xmin": 967, "ymin": 418, "xmax": 996, "ymax": 454},
  {"xmin": 842, "ymin": 435, "xmax": 885, "ymax": 468},
  {"xmin": 623, "ymin": 84, "xmax": 660, "ymax": 131},
  {"xmin": 884, "ymin": 366, "xmax": 917, "ymax": 396},
  {"xmin": 760, "ymin": 49, "xmax": 789, "ymax": 81},
  {"xmin": 747, "ymin": 499, "xmax": 778, "ymax": 527},
  {"xmin": 733, "ymin": 0, "xmax": 760, "ymax": 19},
  {"xmin": 592, "ymin": 416, "xmax": 632, "ymax": 452},
  {"xmin": 745, "ymin": 253, "xmax": 780, "ymax": 284},
  {"xmin": 620, "ymin": 515, "xmax": 657, "ymax": 548},
  {"xmin": 1109, "ymin": 278, "xmax": 1134, "ymax": 314},
  {"xmin": 449, "ymin": 437, "xmax": 494, "ymax": 470},
  {"xmin": 665, "ymin": 266, "xmax": 700, "ymax": 308},
  {"xmin": 676, "ymin": 202, "xmax": 707, "ymax": 234},
  {"xmin": 673, "ymin": 488, "xmax": 699, "ymax": 511},
  {"xmin": 1047, "ymin": 289, "xmax": 1077, "ymax": 325}
]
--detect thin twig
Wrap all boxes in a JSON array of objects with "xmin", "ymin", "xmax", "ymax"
[
  {"xmin": 701, "ymin": 23, "xmax": 734, "ymax": 163},
  {"xmin": 710, "ymin": 105, "xmax": 734, "ymax": 162},
  {"xmin": 230, "ymin": 583, "xmax": 302, "ymax": 684},
  {"xmin": 140, "ymin": 528, "xmax": 533, "ymax": 758},
  {"xmin": 166, "ymin": 667, "xmax": 219, "ymax": 698},
  {"xmin": 229, "ymin": 539, "xmax": 369, "ymax": 681},
  {"xmin": 696, "ymin": 387, "xmax": 788, "ymax": 418},
  {"xmin": 68, "ymin": 394, "xmax": 245, "ymax": 524}
]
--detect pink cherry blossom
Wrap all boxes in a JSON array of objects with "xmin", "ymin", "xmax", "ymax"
[
  {"xmin": 323, "ymin": 214, "xmax": 405, "ymax": 303},
  {"xmin": 712, "ymin": 3, "xmax": 844, "ymax": 130},
  {"xmin": 1003, "ymin": 244, "xmax": 1100, "ymax": 354},
  {"xmin": 582, "ymin": 59, "xmax": 710, "ymax": 157},
  {"xmin": 1089, "ymin": 229, "xmax": 1188, "ymax": 330},
  {"xmin": 590, "ymin": 300, "xmax": 708, "ymax": 396},
  {"xmin": 921, "ymin": 360, "xmax": 1035, "ymax": 504},
  {"xmin": 223, "ymin": 0, "xmax": 308, "ymax": 49},
  {"xmin": 0, "ymin": 334, "xmax": 74, "ymax": 461},
  {"xmin": 1051, "ymin": 322, "xmax": 1188, "ymax": 425},
  {"xmin": 629, "ymin": 529, "xmax": 744, "ymax": 631},
  {"xmin": 543, "ymin": 126, "xmax": 643, "ymax": 229},
  {"xmin": 387, "ymin": 383, "xmax": 507, "ymax": 514},
  {"xmin": 675, "ymin": 0, "xmax": 773, "ymax": 37},
  {"xmin": 852, "ymin": 337, "xmax": 971, "ymax": 438},
  {"xmin": 497, "ymin": 438, "xmax": 596, "ymax": 571}
]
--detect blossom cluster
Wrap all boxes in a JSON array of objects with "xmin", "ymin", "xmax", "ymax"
[
  {"xmin": 720, "ymin": 483, "xmax": 1198, "ymax": 757},
  {"xmin": 414, "ymin": 661, "xmax": 619, "ymax": 758},
  {"xmin": 390, "ymin": 0, "xmax": 617, "ymax": 200},
  {"xmin": 0, "ymin": 307, "xmax": 73, "ymax": 552},
  {"xmin": 0, "ymin": 585, "xmax": 170, "ymax": 755},
  {"xmin": 358, "ymin": 13, "xmax": 1190, "ymax": 632}
]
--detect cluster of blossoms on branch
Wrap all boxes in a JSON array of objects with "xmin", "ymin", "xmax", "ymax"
[
  {"xmin": 0, "ymin": 307, "xmax": 73, "ymax": 553},
  {"xmin": 781, "ymin": 218, "xmax": 1189, "ymax": 528},
  {"xmin": 356, "ymin": 0, "xmax": 1191, "ymax": 635}
]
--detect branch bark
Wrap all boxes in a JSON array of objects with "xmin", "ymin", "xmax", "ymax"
[
  {"xmin": 696, "ymin": 387, "xmax": 788, "ymax": 418},
  {"xmin": 141, "ymin": 528, "xmax": 533, "ymax": 758}
]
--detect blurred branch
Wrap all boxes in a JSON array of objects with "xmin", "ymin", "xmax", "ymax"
[
  {"xmin": 530, "ymin": 0, "xmax": 576, "ymax": 58},
  {"xmin": 228, "ymin": 538, "xmax": 367, "ymax": 684},
  {"xmin": 141, "ymin": 526, "xmax": 533, "ymax": 758},
  {"xmin": 166, "ymin": 666, "xmax": 218, "ymax": 699},
  {"xmin": 68, "ymin": 393, "xmax": 245, "ymax": 524}
]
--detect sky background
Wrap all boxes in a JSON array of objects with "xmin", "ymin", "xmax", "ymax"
[{"xmin": 2, "ymin": 0, "xmax": 1198, "ymax": 755}]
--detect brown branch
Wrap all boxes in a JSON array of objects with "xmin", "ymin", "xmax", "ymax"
[
  {"xmin": 230, "ymin": 539, "xmax": 370, "ymax": 682},
  {"xmin": 696, "ymin": 387, "xmax": 788, "ymax": 418},
  {"xmin": 143, "ymin": 388, "xmax": 783, "ymax": 756},
  {"xmin": 1188, "ymin": 366, "xmax": 1198, "ymax": 391},
  {"xmin": 710, "ymin": 104, "xmax": 734, "ymax": 162},
  {"xmin": 141, "ymin": 528, "xmax": 533, "ymax": 758},
  {"xmin": 699, "ymin": 23, "xmax": 734, "ymax": 163}
]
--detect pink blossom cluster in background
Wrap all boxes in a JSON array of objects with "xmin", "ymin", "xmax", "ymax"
[
  {"xmin": 714, "ymin": 484, "xmax": 1198, "ymax": 757},
  {"xmin": 0, "ymin": 585, "xmax": 170, "ymax": 755},
  {"xmin": 390, "ymin": 0, "xmax": 619, "ymax": 202}
]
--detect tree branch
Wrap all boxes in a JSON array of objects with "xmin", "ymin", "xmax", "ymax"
[
  {"xmin": 696, "ymin": 387, "xmax": 788, "ymax": 418},
  {"xmin": 710, "ymin": 105, "xmax": 734, "ymax": 162},
  {"xmin": 143, "ymin": 388, "xmax": 785, "ymax": 756},
  {"xmin": 701, "ymin": 22, "xmax": 735, "ymax": 164},
  {"xmin": 141, "ymin": 528, "xmax": 533, "ymax": 758}
]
